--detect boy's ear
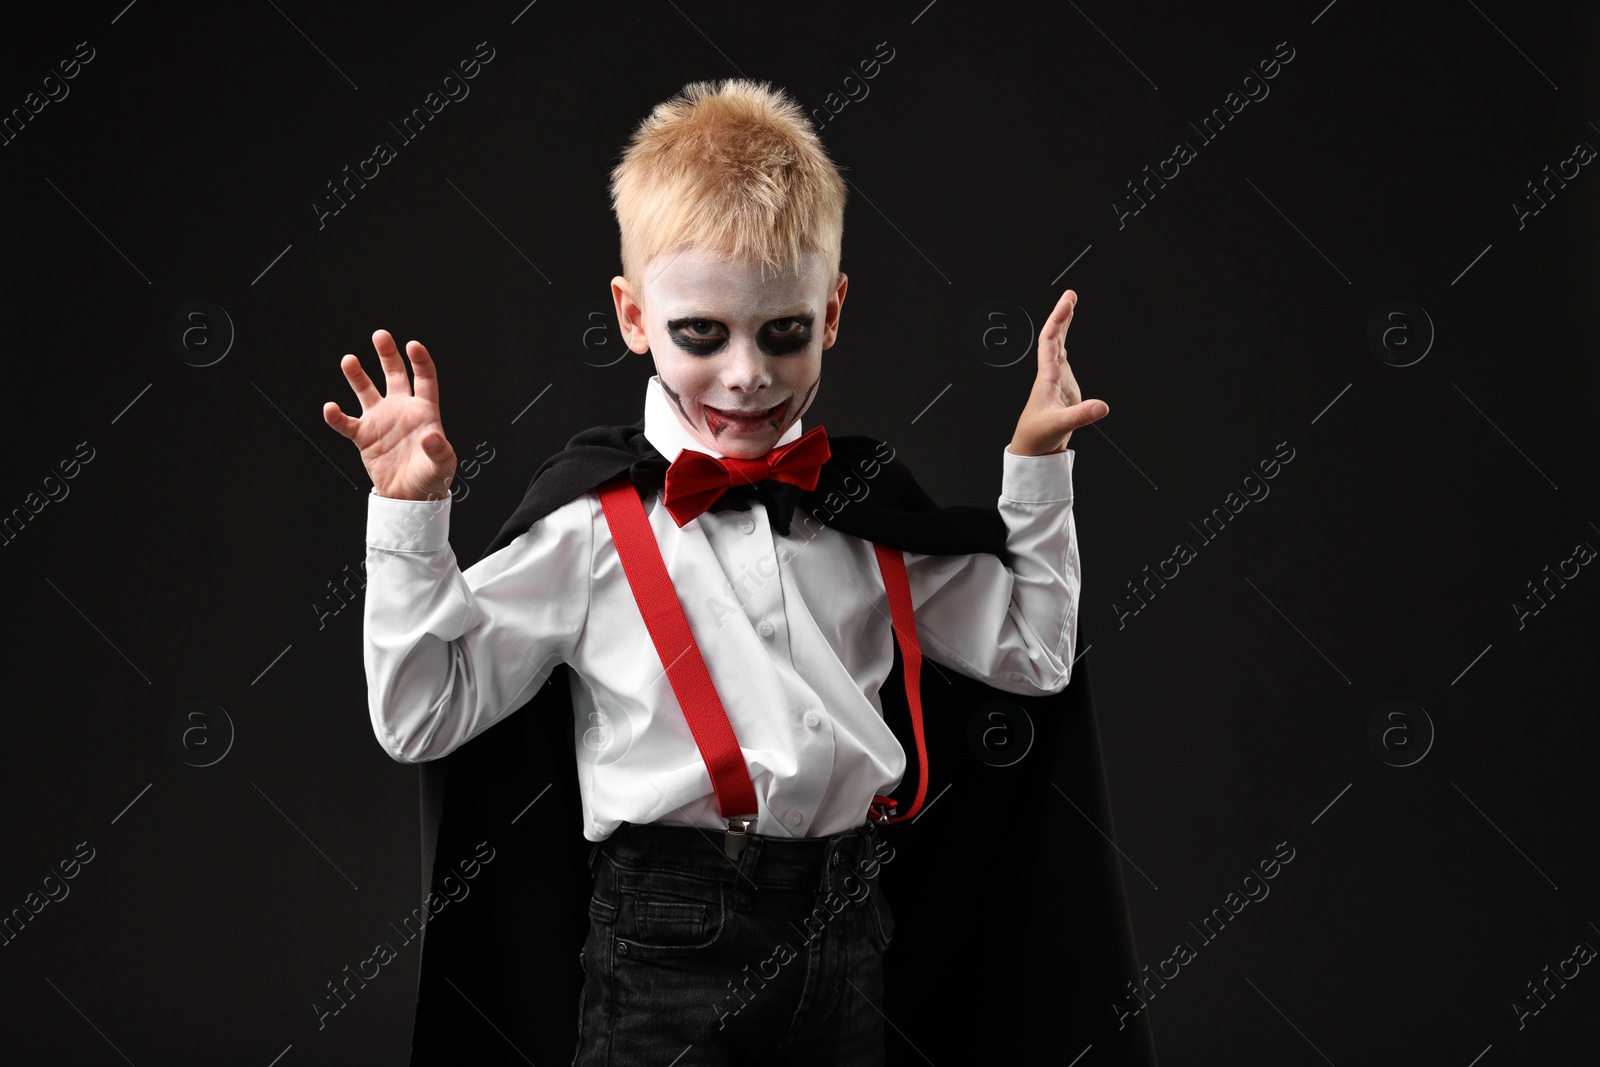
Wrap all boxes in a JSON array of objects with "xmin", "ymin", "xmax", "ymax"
[
  {"xmin": 611, "ymin": 276, "xmax": 652, "ymax": 355},
  {"xmin": 822, "ymin": 271, "xmax": 848, "ymax": 349}
]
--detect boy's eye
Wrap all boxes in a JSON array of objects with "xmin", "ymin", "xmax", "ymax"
[
  {"xmin": 761, "ymin": 316, "xmax": 812, "ymax": 355},
  {"xmin": 667, "ymin": 317, "xmax": 728, "ymax": 354}
]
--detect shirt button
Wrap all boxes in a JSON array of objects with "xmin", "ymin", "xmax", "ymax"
[
  {"xmin": 757, "ymin": 619, "xmax": 776, "ymax": 638},
  {"xmin": 804, "ymin": 711, "xmax": 821, "ymax": 729},
  {"xmin": 784, "ymin": 809, "xmax": 804, "ymax": 827},
  {"xmin": 738, "ymin": 516, "xmax": 756, "ymax": 534}
]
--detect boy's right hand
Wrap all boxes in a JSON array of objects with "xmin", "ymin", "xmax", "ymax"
[{"xmin": 324, "ymin": 330, "xmax": 458, "ymax": 502}]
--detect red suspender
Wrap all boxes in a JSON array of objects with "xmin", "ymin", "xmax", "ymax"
[
  {"xmin": 598, "ymin": 478, "xmax": 760, "ymax": 822},
  {"xmin": 597, "ymin": 476, "xmax": 930, "ymax": 829},
  {"xmin": 870, "ymin": 543, "xmax": 929, "ymax": 825}
]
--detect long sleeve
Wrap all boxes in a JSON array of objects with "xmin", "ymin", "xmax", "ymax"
[
  {"xmin": 901, "ymin": 446, "xmax": 1079, "ymax": 695},
  {"xmin": 363, "ymin": 488, "xmax": 592, "ymax": 763}
]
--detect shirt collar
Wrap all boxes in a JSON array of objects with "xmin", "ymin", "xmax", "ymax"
[{"xmin": 642, "ymin": 375, "xmax": 803, "ymax": 461}]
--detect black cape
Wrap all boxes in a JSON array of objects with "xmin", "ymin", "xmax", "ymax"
[{"xmin": 404, "ymin": 420, "xmax": 1159, "ymax": 1064}]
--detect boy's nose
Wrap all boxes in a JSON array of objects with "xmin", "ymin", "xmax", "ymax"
[{"xmin": 720, "ymin": 340, "xmax": 771, "ymax": 393}]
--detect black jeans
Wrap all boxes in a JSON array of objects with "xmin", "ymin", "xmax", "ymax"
[{"xmin": 573, "ymin": 819, "xmax": 896, "ymax": 1066}]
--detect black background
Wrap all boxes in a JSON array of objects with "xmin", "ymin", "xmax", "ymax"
[{"xmin": 2, "ymin": 1, "xmax": 1596, "ymax": 1064}]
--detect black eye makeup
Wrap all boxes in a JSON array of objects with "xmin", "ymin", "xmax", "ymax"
[
  {"xmin": 761, "ymin": 315, "xmax": 813, "ymax": 356},
  {"xmin": 665, "ymin": 314, "xmax": 815, "ymax": 356},
  {"xmin": 666, "ymin": 317, "xmax": 726, "ymax": 354}
]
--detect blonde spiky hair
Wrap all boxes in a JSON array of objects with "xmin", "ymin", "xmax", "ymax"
[{"xmin": 610, "ymin": 79, "xmax": 846, "ymax": 288}]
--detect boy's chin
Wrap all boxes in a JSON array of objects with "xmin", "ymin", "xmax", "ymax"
[{"xmin": 695, "ymin": 431, "xmax": 779, "ymax": 459}]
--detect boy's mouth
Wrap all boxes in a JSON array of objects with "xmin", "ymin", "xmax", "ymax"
[{"xmin": 704, "ymin": 398, "xmax": 788, "ymax": 435}]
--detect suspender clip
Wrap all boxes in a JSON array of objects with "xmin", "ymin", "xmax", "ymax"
[
  {"xmin": 724, "ymin": 816, "xmax": 756, "ymax": 860},
  {"xmin": 868, "ymin": 795, "xmax": 898, "ymax": 824}
]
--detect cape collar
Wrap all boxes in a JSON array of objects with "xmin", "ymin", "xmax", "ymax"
[{"xmin": 479, "ymin": 381, "xmax": 1009, "ymax": 562}]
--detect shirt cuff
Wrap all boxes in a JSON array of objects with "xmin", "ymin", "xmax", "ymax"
[
  {"xmin": 366, "ymin": 487, "xmax": 454, "ymax": 552},
  {"xmin": 999, "ymin": 446, "xmax": 1074, "ymax": 504}
]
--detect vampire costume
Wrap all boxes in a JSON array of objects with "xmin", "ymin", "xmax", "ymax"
[{"xmin": 401, "ymin": 420, "xmax": 1159, "ymax": 1065}]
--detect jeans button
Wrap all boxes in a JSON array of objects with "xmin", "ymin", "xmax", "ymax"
[{"xmin": 616, "ymin": 941, "xmax": 628, "ymax": 955}]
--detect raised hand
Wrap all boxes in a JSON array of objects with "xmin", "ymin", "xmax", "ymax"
[
  {"xmin": 324, "ymin": 330, "xmax": 458, "ymax": 501},
  {"xmin": 1008, "ymin": 289, "xmax": 1108, "ymax": 456}
]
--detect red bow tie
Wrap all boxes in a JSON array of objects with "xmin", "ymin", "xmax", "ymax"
[{"xmin": 661, "ymin": 425, "xmax": 831, "ymax": 527}]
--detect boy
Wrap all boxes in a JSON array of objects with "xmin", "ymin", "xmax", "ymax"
[{"xmin": 325, "ymin": 80, "xmax": 1145, "ymax": 1064}]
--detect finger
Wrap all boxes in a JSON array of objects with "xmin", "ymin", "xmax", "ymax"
[
  {"xmin": 1047, "ymin": 397, "xmax": 1109, "ymax": 437},
  {"xmin": 339, "ymin": 352, "xmax": 383, "ymax": 412},
  {"xmin": 1038, "ymin": 289, "xmax": 1077, "ymax": 363},
  {"xmin": 407, "ymin": 339, "xmax": 441, "ymax": 405},
  {"xmin": 1034, "ymin": 290, "xmax": 1077, "ymax": 387},
  {"xmin": 421, "ymin": 430, "xmax": 455, "ymax": 461},
  {"xmin": 322, "ymin": 400, "xmax": 360, "ymax": 441},
  {"xmin": 371, "ymin": 329, "xmax": 414, "ymax": 399}
]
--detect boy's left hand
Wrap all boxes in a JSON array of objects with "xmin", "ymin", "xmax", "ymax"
[{"xmin": 1008, "ymin": 289, "xmax": 1108, "ymax": 456}]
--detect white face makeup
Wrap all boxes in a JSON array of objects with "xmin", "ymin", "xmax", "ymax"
[{"xmin": 614, "ymin": 246, "xmax": 846, "ymax": 460}]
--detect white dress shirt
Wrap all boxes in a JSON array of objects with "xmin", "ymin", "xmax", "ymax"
[{"xmin": 364, "ymin": 376, "xmax": 1080, "ymax": 841}]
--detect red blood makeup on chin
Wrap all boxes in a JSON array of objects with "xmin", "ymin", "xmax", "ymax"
[{"xmin": 704, "ymin": 398, "xmax": 788, "ymax": 437}]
